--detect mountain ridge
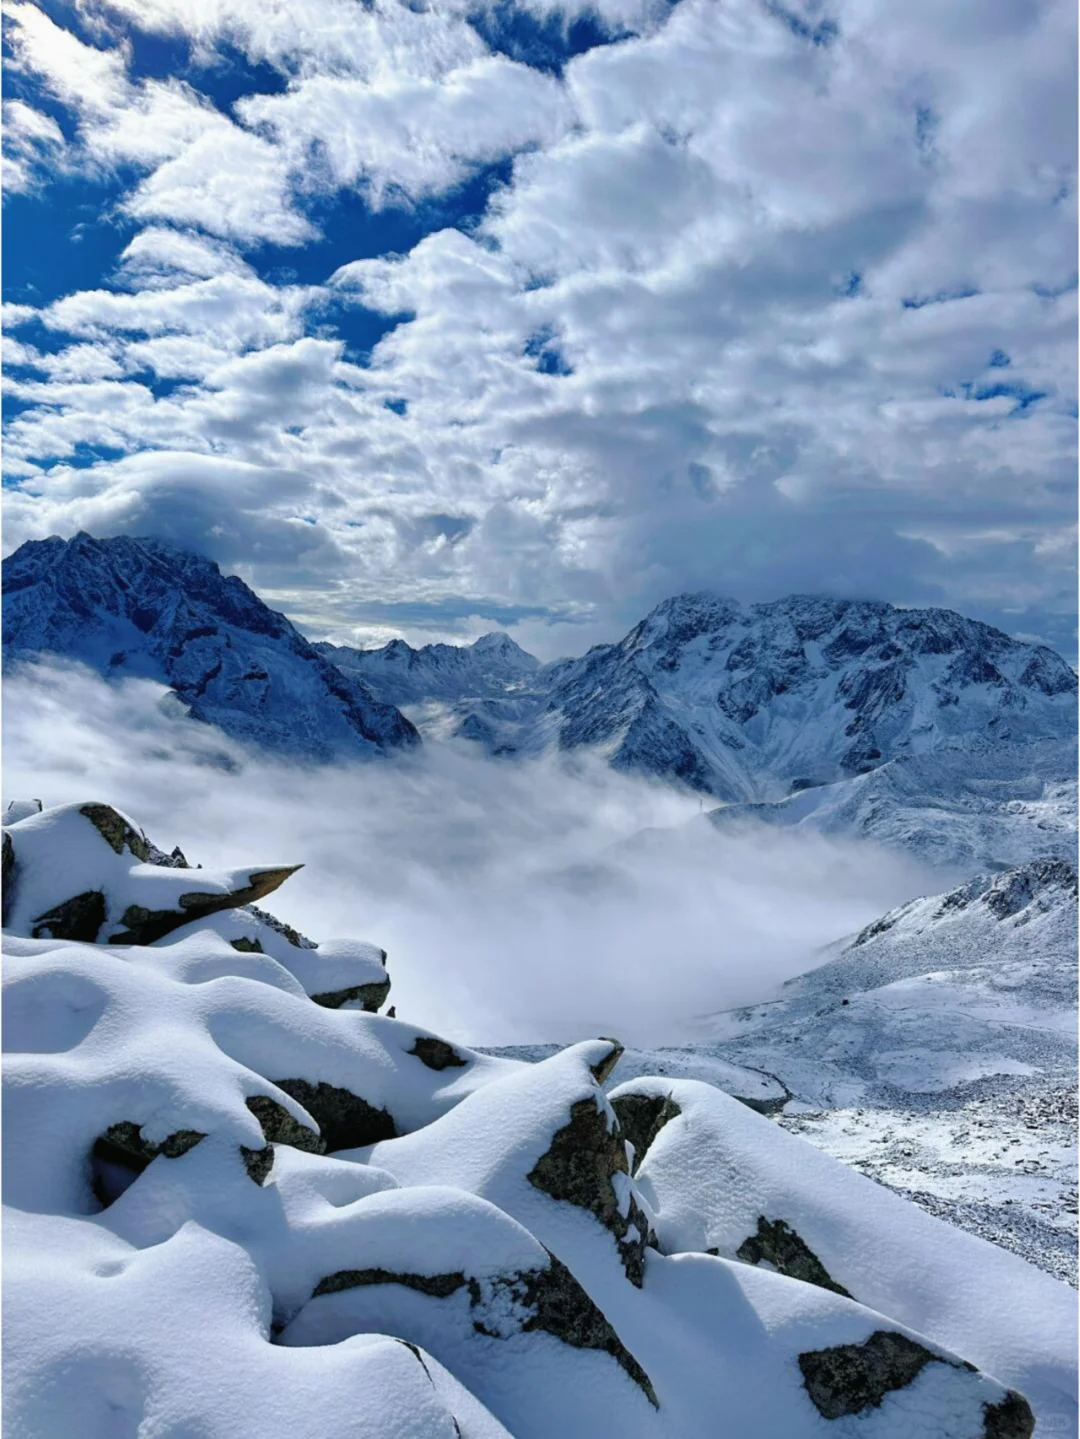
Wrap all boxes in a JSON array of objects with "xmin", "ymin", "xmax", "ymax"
[
  {"xmin": 4, "ymin": 535, "xmax": 1075, "ymax": 811},
  {"xmin": 2, "ymin": 532, "xmax": 420, "ymax": 762}
]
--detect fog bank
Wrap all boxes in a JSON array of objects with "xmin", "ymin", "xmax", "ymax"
[{"xmin": 3, "ymin": 659, "xmax": 936, "ymax": 1044}]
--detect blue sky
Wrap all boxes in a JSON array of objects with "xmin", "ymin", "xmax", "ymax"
[{"xmin": 2, "ymin": 0, "xmax": 1076, "ymax": 658}]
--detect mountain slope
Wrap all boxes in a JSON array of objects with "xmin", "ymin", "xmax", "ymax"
[
  {"xmin": 317, "ymin": 632, "xmax": 540, "ymax": 706},
  {"xmin": 2, "ymin": 533, "xmax": 419, "ymax": 761},
  {"xmin": 320, "ymin": 592, "xmax": 1076, "ymax": 814},
  {"xmin": 700, "ymin": 857, "xmax": 1079, "ymax": 1282},
  {"xmin": 539, "ymin": 593, "xmax": 1077, "ymax": 801}
]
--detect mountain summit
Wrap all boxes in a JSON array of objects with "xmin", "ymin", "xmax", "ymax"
[
  {"xmin": 2, "ymin": 533, "xmax": 419, "ymax": 761},
  {"xmin": 316, "ymin": 629, "xmax": 539, "ymax": 706},
  {"xmin": 537, "ymin": 591, "xmax": 1076, "ymax": 799}
]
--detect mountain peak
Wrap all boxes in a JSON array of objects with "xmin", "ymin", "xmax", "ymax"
[{"xmin": 2, "ymin": 532, "xmax": 419, "ymax": 761}]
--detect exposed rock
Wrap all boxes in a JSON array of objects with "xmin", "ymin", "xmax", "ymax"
[
  {"xmin": 230, "ymin": 937, "xmax": 264, "ymax": 953},
  {"xmin": 31, "ymin": 890, "xmax": 107, "ymax": 943},
  {"xmin": 90, "ymin": 1121, "xmax": 204, "ymax": 1206},
  {"xmin": 311, "ymin": 980, "xmax": 390, "ymax": 1013},
  {"xmin": 737, "ymin": 1217, "xmax": 851, "ymax": 1297},
  {"xmin": 245, "ymin": 1095, "xmax": 323, "ymax": 1154},
  {"xmin": 2, "ymin": 831, "xmax": 14, "ymax": 927},
  {"xmin": 313, "ymin": 1266, "xmax": 467, "ymax": 1301},
  {"xmin": 309, "ymin": 1251, "xmax": 658, "ymax": 1408},
  {"xmin": 527, "ymin": 1096, "xmax": 657, "ymax": 1286},
  {"xmin": 108, "ymin": 866, "xmax": 303, "ymax": 945},
  {"xmin": 79, "ymin": 804, "xmax": 150, "ymax": 861},
  {"xmin": 799, "ymin": 1329, "xmax": 968, "ymax": 1419},
  {"xmin": 610, "ymin": 1091, "xmax": 681, "ymax": 1175},
  {"xmin": 241, "ymin": 1144, "xmax": 275, "ymax": 1186},
  {"xmin": 983, "ymin": 1390, "xmax": 1036, "ymax": 1439},
  {"xmin": 589, "ymin": 1039, "xmax": 624, "ymax": 1084},
  {"xmin": 408, "ymin": 1037, "xmax": 468, "ymax": 1071},
  {"xmin": 270, "ymin": 1078, "xmax": 397, "ymax": 1152}
]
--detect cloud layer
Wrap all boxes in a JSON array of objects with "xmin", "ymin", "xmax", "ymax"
[
  {"xmin": 2, "ymin": 658, "xmax": 935, "ymax": 1043},
  {"xmin": 3, "ymin": 0, "xmax": 1076, "ymax": 656}
]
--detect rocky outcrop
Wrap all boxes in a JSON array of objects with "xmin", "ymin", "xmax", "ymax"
[{"xmin": 3, "ymin": 795, "xmax": 1060, "ymax": 1439}]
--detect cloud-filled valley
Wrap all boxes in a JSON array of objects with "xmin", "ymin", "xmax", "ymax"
[{"xmin": 1, "ymin": 657, "xmax": 938, "ymax": 1043}]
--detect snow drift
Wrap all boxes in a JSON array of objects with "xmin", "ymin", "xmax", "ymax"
[{"xmin": 4, "ymin": 799, "xmax": 1076, "ymax": 1438}]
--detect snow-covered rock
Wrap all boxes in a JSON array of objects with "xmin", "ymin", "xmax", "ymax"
[
  {"xmin": 4, "ymin": 797, "xmax": 1071, "ymax": 1438},
  {"xmin": 2, "ymin": 533, "xmax": 419, "ymax": 761}
]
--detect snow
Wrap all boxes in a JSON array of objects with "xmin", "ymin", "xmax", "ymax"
[
  {"xmin": 5, "ymin": 797, "xmax": 1068, "ymax": 1438},
  {"xmin": 612, "ymin": 1076, "xmax": 1077, "ymax": 1433},
  {"xmin": 2, "ymin": 532, "xmax": 419, "ymax": 761}
]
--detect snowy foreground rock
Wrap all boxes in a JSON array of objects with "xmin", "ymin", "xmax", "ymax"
[{"xmin": 4, "ymin": 802, "xmax": 1077, "ymax": 1438}]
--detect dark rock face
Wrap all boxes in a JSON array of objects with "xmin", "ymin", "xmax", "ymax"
[
  {"xmin": 408, "ymin": 1037, "xmax": 468, "ymax": 1071},
  {"xmin": 737, "ymin": 1217, "xmax": 851, "ymax": 1297},
  {"xmin": 981, "ymin": 860, "xmax": 1078, "ymax": 920},
  {"xmin": 79, "ymin": 804, "xmax": 150, "ymax": 861},
  {"xmin": 527, "ymin": 1097, "xmax": 657, "ymax": 1286},
  {"xmin": 311, "ymin": 980, "xmax": 390, "ymax": 1013},
  {"xmin": 32, "ymin": 890, "xmax": 107, "ymax": 943},
  {"xmin": 269, "ymin": 1078, "xmax": 397, "ymax": 1152},
  {"xmin": 799, "ymin": 1330, "xmax": 956, "ymax": 1419},
  {"xmin": 108, "ymin": 865, "xmax": 302, "ymax": 945},
  {"xmin": 798, "ymin": 1329, "xmax": 1033, "ymax": 1433},
  {"xmin": 309, "ymin": 1251, "xmax": 658, "ymax": 1408},
  {"xmin": 241, "ymin": 1144, "xmax": 275, "ymax": 1186},
  {"xmin": 609, "ymin": 1092, "xmax": 681, "ymax": 1176},
  {"xmin": 983, "ymin": 1391, "xmax": 1037, "ymax": 1439},
  {"xmin": 1, "ymin": 831, "xmax": 13, "ymax": 927},
  {"xmin": 90, "ymin": 1121, "xmax": 204, "ymax": 1207},
  {"xmin": 2, "ymin": 532, "xmax": 420, "ymax": 762},
  {"xmin": 245, "ymin": 1095, "xmax": 323, "ymax": 1154}
]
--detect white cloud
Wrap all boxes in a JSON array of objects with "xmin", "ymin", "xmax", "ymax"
[
  {"xmin": 2, "ymin": 659, "xmax": 933, "ymax": 1042},
  {"xmin": 3, "ymin": 0, "xmax": 1076, "ymax": 655}
]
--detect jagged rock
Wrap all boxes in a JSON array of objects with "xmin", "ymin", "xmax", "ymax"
[
  {"xmin": 78, "ymin": 804, "xmax": 151, "ymax": 861},
  {"xmin": 108, "ymin": 864, "xmax": 303, "ymax": 945},
  {"xmin": 310, "ymin": 1252, "xmax": 658, "ymax": 1408},
  {"xmin": 32, "ymin": 889, "xmax": 107, "ymax": 942},
  {"xmin": 311, "ymin": 979, "xmax": 390, "ymax": 1012},
  {"xmin": 610, "ymin": 1091, "xmax": 681, "ymax": 1175},
  {"xmin": 409, "ymin": 1037, "xmax": 468, "ymax": 1071},
  {"xmin": 797, "ymin": 1328, "xmax": 1029, "ymax": 1432},
  {"xmin": 527, "ymin": 1096, "xmax": 657, "ymax": 1286},
  {"xmin": 91, "ymin": 1121, "xmax": 204, "ymax": 1206},
  {"xmin": 245, "ymin": 1095, "xmax": 324, "ymax": 1154},
  {"xmin": 737, "ymin": 1217, "xmax": 851, "ymax": 1297}
]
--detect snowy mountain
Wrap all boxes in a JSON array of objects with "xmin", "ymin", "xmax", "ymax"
[
  {"xmin": 4, "ymin": 796, "xmax": 1076, "ymax": 1438},
  {"xmin": 706, "ymin": 735, "xmax": 1078, "ymax": 870},
  {"xmin": 2, "ymin": 533, "xmax": 419, "ymax": 762},
  {"xmin": 317, "ymin": 631, "xmax": 540, "ymax": 706},
  {"xmin": 439, "ymin": 593, "xmax": 1075, "ymax": 802},
  {"xmin": 703, "ymin": 857, "xmax": 1078, "ymax": 1281}
]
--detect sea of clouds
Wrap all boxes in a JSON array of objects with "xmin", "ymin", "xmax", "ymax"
[{"xmin": 3, "ymin": 658, "xmax": 937, "ymax": 1045}]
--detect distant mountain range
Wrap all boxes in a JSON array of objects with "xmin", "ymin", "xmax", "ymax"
[
  {"xmin": 4, "ymin": 534, "xmax": 1076, "ymax": 822},
  {"xmin": 2, "ymin": 533, "xmax": 419, "ymax": 761}
]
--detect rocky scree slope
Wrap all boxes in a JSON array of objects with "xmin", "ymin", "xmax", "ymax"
[
  {"xmin": 695, "ymin": 858, "xmax": 1079, "ymax": 1282},
  {"xmin": 2, "ymin": 533, "xmax": 419, "ymax": 761},
  {"xmin": 4, "ymin": 798, "xmax": 1076, "ymax": 1437}
]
